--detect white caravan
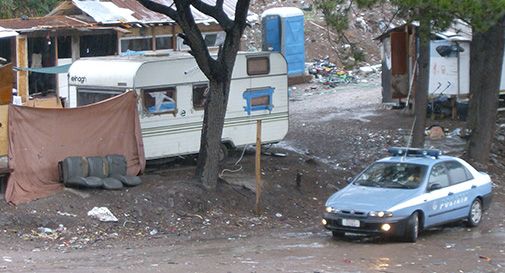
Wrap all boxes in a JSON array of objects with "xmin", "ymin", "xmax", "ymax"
[{"xmin": 67, "ymin": 52, "xmax": 289, "ymax": 160}]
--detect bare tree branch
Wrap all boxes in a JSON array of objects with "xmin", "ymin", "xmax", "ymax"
[
  {"xmin": 189, "ymin": 0, "xmax": 234, "ymax": 30},
  {"xmin": 233, "ymin": 0, "xmax": 251, "ymax": 32},
  {"xmin": 173, "ymin": 0, "xmax": 219, "ymax": 77},
  {"xmin": 137, "ymin": 0, "xmax": 179, "ymax": 22},
  {"xmin": 214, "ymin": 0, "xmax": 250, "ymax": 80}
]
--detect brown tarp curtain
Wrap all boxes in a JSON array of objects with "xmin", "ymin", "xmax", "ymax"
[{"xmin": 6, "ymin": 91, "xmax": 145, "ymax": 204}]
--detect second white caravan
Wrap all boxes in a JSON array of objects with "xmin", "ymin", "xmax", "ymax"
[{"xmin": 67, "ymin": 51, "xmax": 289, "ymax": 160}]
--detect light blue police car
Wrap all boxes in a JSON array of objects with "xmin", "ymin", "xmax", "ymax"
[{"xmin": 322, "ymin": 147, "xmax": 493, "ymax": 242}]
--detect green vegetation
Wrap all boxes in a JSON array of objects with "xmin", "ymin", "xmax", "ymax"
[{"xmin": 0, "ymin": 0, "xmax": 60, "ymax": 19}]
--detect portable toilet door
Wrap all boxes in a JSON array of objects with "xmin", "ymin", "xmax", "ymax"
[
  {"xmin": 262, "ymin": 15, "xmax": 282, "ymax": 52},
  {"xmin": 262, "ymin": 7, "xmax": 305, "ymax": 76}
]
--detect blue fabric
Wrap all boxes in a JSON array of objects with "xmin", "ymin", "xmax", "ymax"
[
  {"xmin": 243, "ymin": 87, "xmax": 274, "ymax": 115},
  {"xmin": 14, "ymin": 64, "xmax": 71, "ymax": 74}
]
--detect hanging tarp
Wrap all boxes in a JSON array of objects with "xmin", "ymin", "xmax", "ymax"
[
  {"xmin": 5, "ymin": 91, "xmax": 145, "ymax": 205},
  {"xmin": 14, "ymin": 63, "xmax": 71, "ymax": 74}
]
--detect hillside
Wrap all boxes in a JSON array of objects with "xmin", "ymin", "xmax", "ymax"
[{"xmin": 245, "ymin": 0, "xmax": 404, "ymax": 68}]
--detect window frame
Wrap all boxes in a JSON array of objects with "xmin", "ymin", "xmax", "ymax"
[
  {"xmin": 192, "ymin": 83, "xmax": 208, "ymax": 110},
  {"xmin": 247, "ymin": 56, "xmax": 270, "ymax": 76},
  {"xmin": 243, "ymin": 87, "xmax": 274, "ymax": 115},
  {"xmin": 427, "ymin": 163, "xmax": 451, "ymax": 190},
  {"xmin": 142, "ymin": 86, "xmax": 177, "ymax": 115},
  {"xmin": 76, "ymin": 87, "xmax": 124, "ymax": 106},
  {"xmin": 119, "ymin": 36, "xmax": 153, "ymax": 53},
  {"xmin": 155, "ymin": 34, "xmax": 174, "ymax": 51},
  {"xmin": 177, "ymin": 31, "xmax": 225, "ymax": 50},
  {"xmin": 445, "ymin": 161, "xmax": 473, "ymax": 185}
]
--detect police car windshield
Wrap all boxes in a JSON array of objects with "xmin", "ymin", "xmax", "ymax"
[{"xmin": 353, "ymin": 162, "xmax": 426, "ymax": 189}]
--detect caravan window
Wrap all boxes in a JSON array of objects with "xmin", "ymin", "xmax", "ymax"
[
  {"xmin": 247, "ymin": 56, "xmax": 270, "ymax": 75},
  {"xmin": 77, "ymin": 88, "xmax": 124, "ymax": 106},
  {"xmin": 143, "ymin": 87, "xmax": 177, "ymax": 114},
  {"xmin": 243, "ymin": 87, "xmax": 274, "ymax": 115},
  {"xmin": 192, "ymin": 83, "xmax": 208, "ymax": 110}
]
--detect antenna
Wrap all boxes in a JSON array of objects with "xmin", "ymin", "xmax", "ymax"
[{"xmin": 404, "ymin": 116, "xmax": 416, "ymax": 161}]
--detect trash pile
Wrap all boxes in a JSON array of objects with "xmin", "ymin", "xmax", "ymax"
[
  {"xmin": 308, "ymin": 57, "xmax": 358, "ymax": 87},
  {"xmin": 307, "ymin": 56, "xmax": 382, "ymax": 88}
]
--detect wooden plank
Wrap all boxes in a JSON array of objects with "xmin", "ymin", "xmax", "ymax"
[
  {"xmin": 255, "ymin": 120, "xmax": 262, "ymax": 215},
  {"xmin": 16, "ymin": 35, "xmax": 28, "ymax": 100},
  {"xmin": 0, "ymin": 64, "xmax": 13, "ymax": 105},
  {"xmin": 0, "ymin": 105, "xmax": 8, "ymax": 156}
]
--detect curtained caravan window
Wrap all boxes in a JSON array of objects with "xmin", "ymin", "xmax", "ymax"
[
  {"xmin": 77, "ymin": 88, "xmax": 124, "ymax": 106},
  {"xmin": 143, "ymin": 87, "xmax": 177, "ymax": 114}
]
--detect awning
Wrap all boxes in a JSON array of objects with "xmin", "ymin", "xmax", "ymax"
[{"xmin": 14, "ymin": 64, "xmax": 71, "ymax": 74}]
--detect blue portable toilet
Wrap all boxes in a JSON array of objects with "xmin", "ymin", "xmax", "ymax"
[{"xmin": 261, "ymin": 7, "xmax": 305, "ymax": 76}]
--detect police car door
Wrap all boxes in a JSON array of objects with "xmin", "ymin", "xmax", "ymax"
[
  {"xmin": 425, "ymin": 163, "xmax": 455, "ymax": 226},
  {"xmin": 444, "ymin": 161, "xmax": 473, "ymax": 219}
]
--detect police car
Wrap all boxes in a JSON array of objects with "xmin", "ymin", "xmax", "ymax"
[{"xmin": 322, "ymin": 147, "xmax": 493, "ymax": 242}]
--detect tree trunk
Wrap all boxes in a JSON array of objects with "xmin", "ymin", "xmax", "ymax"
[
  {"xmin": 195, "ymin": 79, "xmax": 230, "ymax": 189},
  {"xmin": 411, "ymin": 16, "xmax": 430, "ymax": 148},
  {"xmin": 467, "ymin": 16, "xmax": 505, "ymax": 163}
]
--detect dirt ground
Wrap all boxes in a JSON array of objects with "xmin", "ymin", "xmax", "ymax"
[{"xmin": 0, "ymin": 80, "xmax": 504, "ymax": 272}]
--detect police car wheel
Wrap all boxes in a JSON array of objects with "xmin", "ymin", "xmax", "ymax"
[
  {"xmin": 402, "ymin": 212, "xmax": 419, "ymax": 243},
  {"xmin": 466, "ymin": 199, "xmax": 482, "ymax": 227}
]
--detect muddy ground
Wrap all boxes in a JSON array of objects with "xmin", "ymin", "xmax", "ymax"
[{"xmin": 0, "ymin": 80, "xmax": 504, "ymax": 272}]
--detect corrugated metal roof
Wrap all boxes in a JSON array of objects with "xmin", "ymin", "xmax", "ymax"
[
  {"xmin": 106, "ymin": 0, "xmax": 244, "ymax": 24},
  {"xmin": 0, "ymin": 16, "xmax": 95, "ymax": 32},
  {"xmin": 375, "ymin": 21, "xmax": 472, "ymax": 42},
  {"xmin": 0, "ymin": 26, "xmax": 18, "ymax": 38},
  {"xmin": 73, "ymin": 1, "xmax": 136, "ymax": 24},
  {"xmin": 51, "ymin": 0, "xmax": 256, "ymax": 25}
]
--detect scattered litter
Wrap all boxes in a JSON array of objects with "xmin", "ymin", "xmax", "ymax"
[
  {"xmin": 275, "ymin": 213, "xmax": 283, "ymax": 218},
  {"xmin": 479, "ymin": 255, "xmax": 492, "ymax": 262},
  {"xmin": 308, "ymin": 57, "xmax": 360, "ymax": 87},
  {"xmin": 2, "ymin": 256, "xmax": 12, "ymax": 262},
  {"xmin": 445, "ymin": 243, "xmax": 456, "ymax": 249},
  {"xmin": 37, "ymin": 227, "xmax": 54, "ymax": 234},
  {"xmin": 87, "ymin": 207, "xmax": 118, "ymax": 222},
  {"xmin": 57, "ymin": 211, "xmax": 77, "ymax": 217},
  {"xmin": 263, "ymin": 151, "xmax": 287, "ymax": 157},
  {"xmin": 426, "ymin": 125, "xmax": 445, "ymax": 140},
  {"xmin": 56, "ymin": 224, "xmax": 67, "ymax": 233},
  {"xmin": 149, "ymin": 229, "xmax": 158, "ymax": 236}
]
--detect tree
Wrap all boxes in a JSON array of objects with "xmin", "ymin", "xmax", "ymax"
[
  {"xmin": 453, "ymin": 1, "xmax": 505, "ymax": 163},
  {"xmin": 0, "ymin": 0, "xmax": 60, "ymax": 19},
  {"xmin": 138, "ymin": 0, "xmax": 250, "ymax": 189},
  {"xmin": 467, "ymin": 16, "xmax": 505, "ymax": 163}
]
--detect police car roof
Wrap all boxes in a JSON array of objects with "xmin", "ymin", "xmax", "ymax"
[{"xmin": 377, "ymin": 155, "xmax": 456, "ymax": 167}]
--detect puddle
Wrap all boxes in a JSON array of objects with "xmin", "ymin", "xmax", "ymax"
[
  {"xmin": 319, "ymin": 110, "xmax": 379, "ymax": 123},
  {"xmin": 271, "ymin": 141, "xmax": 308, "ymax": 155},
  {"xmin": 276, "ymin": 242, "xmax": 325, "ymax": 249}
]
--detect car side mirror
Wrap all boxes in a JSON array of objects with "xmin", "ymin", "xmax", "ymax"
[{"xmin": 429, "ymin": 183, "xmax": 442, "ymax": 191}]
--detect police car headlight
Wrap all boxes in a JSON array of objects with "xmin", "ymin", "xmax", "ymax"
[
  {"xmin": 369, "ymin": 211, "xmax": 393, "ymax": 217},
  {"xmin": 325, "ymin": 207, "xmax": 333, "ymax": 213}
]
